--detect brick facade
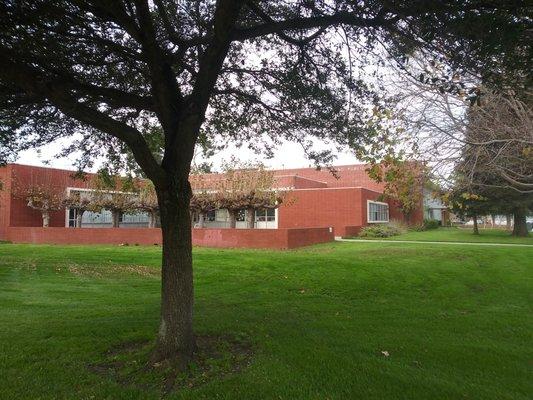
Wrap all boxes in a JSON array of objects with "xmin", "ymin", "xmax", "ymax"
[
  {"xmin": 4, "ymin": 226, "xmax": 334, "ymax": 249},
  {"xmin": 0, "ymin": 163, "xmax": 424, "ymax": 245}
]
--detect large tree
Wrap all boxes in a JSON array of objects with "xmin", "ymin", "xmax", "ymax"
[{"xmin": 0, "ymin": 1, "xmax": 529, "ymax": 365}]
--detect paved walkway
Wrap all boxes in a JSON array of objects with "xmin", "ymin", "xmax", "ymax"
[{"xmin": 337, "ymin": 238, "xmax": 533, "ymax": 248}]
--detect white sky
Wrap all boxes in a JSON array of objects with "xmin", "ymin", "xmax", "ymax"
[{"xmin": 15, "ymin": 137, "xmax": 360, "ymax": 173}]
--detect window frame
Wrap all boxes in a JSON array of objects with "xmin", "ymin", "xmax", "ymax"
[
  {"xmin": 255, "ymin": 208, "xmax": 276, "ymax": 222},
  {"xmin": 367, "ymin": 200, "xmax": 389, "ymax": 224}
]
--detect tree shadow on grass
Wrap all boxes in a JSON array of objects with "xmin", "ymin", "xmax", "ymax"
[{"xmin": 88, "ymin": 334, "xmax": 253, "ymax": 395}]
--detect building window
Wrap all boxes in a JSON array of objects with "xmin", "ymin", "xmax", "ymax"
[
  {"xmin": 236, "ymin": 209, "xmax": 246, "ymax": 222},
  {"xmin": 255, "ymin": 208, "xmax": 275, "ymax": 222},
  {"xmin": 206, "ymin": 210, "xmax": 216, "ymax": 222},
  {"xmin": 68, "ymin": 208, "xmax": 77, "ymax": 227},
  {"xmin": 215, "ymin": 209, "xmax": 228, "ymax": 222},
  {"xmin": 367, "ymin": 201, "xmax": 389, "ymax": 223}
]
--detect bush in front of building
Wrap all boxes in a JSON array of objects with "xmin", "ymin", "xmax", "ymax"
[
  {"xmin": 358, "ymin": 221, "xmax": 406, "ymax": 238},
  {"xmin": 423, "ymin": 219, "xmax": 441, "ymax": 230},
  {"xmin": 411, "ymin": 218, "xmax": 441, "ymax": 231}
]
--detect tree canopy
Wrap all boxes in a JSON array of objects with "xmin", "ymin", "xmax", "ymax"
[
  {"xmin": 1, "ymin": 0, "xmax": 530, "ymax": 365},
  {"xmin": 1, "ymin": 1, "xmax": 530, "ymax": 176}
]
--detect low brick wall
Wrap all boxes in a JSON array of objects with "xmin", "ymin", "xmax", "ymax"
[
  {"xmin": 4, "ymin": 226, "xmax": 334, "ymax": 249},
  {"xmin": 5, "ymin": 226, "xmax": 163, "ymax": 246},
  {"xmin": 343, "ymin": 225, "xmax": 362, "ymax": 237}
]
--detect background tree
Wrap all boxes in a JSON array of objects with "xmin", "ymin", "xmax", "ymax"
[
  {"xmin": 189, "ymin": 192, "xmax": 216, "ymax": 228},
  {"xmin": 90, "ymin": 169, "xmax": 139, "ymax": 228},
  {"xmin": 443, "ymin": 189, "xmax": 489, "ymax": 235},
  {"xmin": 462, "ymin": 180, "xmax": 532, "ymax": 237},
  {"xmin": 452, "ymin": 89, "xmax": 532, "ymax": 237},
  {"xmin": 366, "ymin": 158, "xmax": 426, "ymax": 224},
  {"xmin": 0, "ymin": 1, "xmax": 529, "ymax": 365},
  {"xmin": 363, "ymin": 52, "xmax": 532, "ymax": 191},
  {"xmin": 458, "ymin": 89, "xmax": 532, "ymax": 194},
  {"xmin": 215, "ymin": 160, "xmax": 281, "ymax": 228},
  {"xmin": 133, "ymin": 181, "xmax": 160, "ymax": 228},
  {"xmin": 16, "ymin": 183, "xmax": 64, "ymax": 227},
  {"xmin": 63, "ymin": 191, "xmax": 92, "ymax": 228}
]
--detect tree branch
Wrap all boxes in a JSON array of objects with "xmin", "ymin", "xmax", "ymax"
[{"xmin": 0, "ymin": 56, "xmax": 165, "ymax": 184}]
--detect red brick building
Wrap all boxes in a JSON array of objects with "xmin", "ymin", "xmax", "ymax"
[{"xmin": 0, "ymin": 163, "xmax": 424, "ymax": 243}]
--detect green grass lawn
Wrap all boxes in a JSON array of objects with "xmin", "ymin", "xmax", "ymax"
[
  {"xmin": 1, "ymin": 242, "xmax": 532, "ymax": 399},
  {"xmin": 357, "ymin": 226, "xmax": 533, "ymax": 244}
]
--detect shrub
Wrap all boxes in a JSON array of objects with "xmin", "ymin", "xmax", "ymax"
[
  {"xmin": 359, "ymin": 223, "xmax": 406, "ymax": 238},
  {"xmin": 411, "ymin": 219, "xmax": 441, "ymax": 231},
  {"xmin": 410, "ymin": 223, "xmax": 426, "ymax": 231},
  {"xmin": 423, "ymin": 219, "xmax": 440, "ymax": 230}
]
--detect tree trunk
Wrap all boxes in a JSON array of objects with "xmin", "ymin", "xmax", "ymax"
[
  {"xmin": 246, "ymin": 208, "xmax": 255, "ymax": 229},
  {"xmin": 152, "ymin": 179, "xmax": 195, "ymax": 366},
  {"xmin": 197, "ymin": 212, "xmax": 205, "ymax": 228},
  {"xmin": 148, "ymin": 211, "xmax": 156, "ymax": 228},
  {"xmin": 76, "ymin": 209, "xmax": 84, "ymax": 228},
  {"xmin": 512, "ymin": 209, "xmax": 529, "ymax": 237},
  {"xmin": 111, "ymin": 210, "xmax": 121, "ymax": 228},
  {"xmin": 42, "ymin": 210, "xmax": 50, "ymax": 227},
  {"xmin": 228, "ymin": 209, "xmax": 236, "ymax": 228},
  {"xmin": 506, "ymin": 214, "xmax": 512, "ymax": 231},
  {"xmin": 472, "ymin": 214, "xmax": 479, "ymax": 235}
]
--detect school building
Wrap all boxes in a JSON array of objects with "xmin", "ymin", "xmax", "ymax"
[{"xmin": 0, "ymin": 163, "xmax": 431, "ymax": 248}]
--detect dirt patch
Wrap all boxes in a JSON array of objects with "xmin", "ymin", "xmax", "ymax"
[
  {"xmin": 88, "ymin": 335, "xmax": 253, "ymax": 395},
  {"xmin": 1, "ymin": 257, "xmax": 38, "ymax": 271},
  {"xmin": 66, "ymin": 264, "xmax": 160, "ymax": 278}
]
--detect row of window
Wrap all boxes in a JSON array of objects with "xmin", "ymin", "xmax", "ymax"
[
  {"xmin": 68, "ymin": 207, "xmax": 277, "ymax": 227},
  {"xmin": 194, "ymin": 208, "xmax": 276, "ymax": 222},
  {"xmin": 66, "ymin": 190, "xmax": 388, "ymax": 225},
  {"xmin": 68, "ymin": 209, "xmax": 149, "ymax": 227}
]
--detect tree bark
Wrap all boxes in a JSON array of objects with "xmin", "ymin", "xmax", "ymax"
[
  {"xmin": 506, "ymin": 214, "xmax": 512, "ymax": 231},
  {"xmin": 228, "ymin": 209, "xmax": 236, "ymax": 228},
  {"xmin": 76, "ymin": 209, "xmax": 84, "ymax": 228},
  {"xmin": 246, "ymin": 208, "xmax": 255, "ymax": 229},
  {"xmin": 152, "ymin": 178, "xmax": 195, "ymax": 365},
  {"xmin": 111, "ymin": 210, "xmax": 121, "ymax": 228},
  {"xmin": 472, "ymin": 214, "xmax": 479, "ymax": 235},
  {"xmin": 42, "ymin": 211, "xmax": 50, "ymax": 227},
  {"xmin": 512, "ymin": 208, "xmax": 529, "ymax": 237},
  {"xmin": 148, "ymin": 210, "xmax": 157, "ymax": 228},
  {"xmin": 197, "ymin": 212, "xmax": 205, "ymax": 228}
]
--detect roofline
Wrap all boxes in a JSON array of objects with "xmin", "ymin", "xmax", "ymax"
[
  {"xmin": 6, "ymin": 162, "xmax": 371, "ymax": 177},
  {"xmin": 289, "ymin": 186, "xmax": 383, "ymax": 194},
  {"xmin": 273, "ymin": 174, "xmax": 328, "ymax": 184},
  {"xmin": 6, "ymin": 163, "xmax": 95, "ymax": 176}
]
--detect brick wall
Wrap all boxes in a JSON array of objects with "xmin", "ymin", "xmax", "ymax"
[
  {"xmin": 0, "ymin": 163, "xmax": 425, "ymax": 239},
  {"xmin": 0, "ymin": 165, "xmax": 12, "ymax": 239},
  {"xmin": 274, "ymin": 175, "xmax": 328, "ymax": 189},
  {"xmin": 278, "ymin": 187, "xmax": 361, "ymax": 236},
  {"xmin": 277, "ymin": 187, "xmax": 423, "ymax": 236},
  {"xmin": 7, "ymin": 164, "xmax": 95, "ymax": 228},
  {"xmin": 275, "ymin": 164, "xmax": 387, "ymax": 191},
  {"xmin": 4, "ymin": 226, "xmax": 334, "ymax": 249},
  {"xmin": 343, "ymin": 226, "xmax": 362, "ymax": 237}
]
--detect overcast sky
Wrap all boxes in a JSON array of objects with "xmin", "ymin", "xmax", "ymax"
[{"xmin": 15, "ymin": 137, "xmax": 360, "ymax": 173}]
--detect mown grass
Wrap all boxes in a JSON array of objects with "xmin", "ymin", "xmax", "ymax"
[
  {"xmin": 0, "ymin": 242, "xmax": 532, "ymax": 399},
  {"xmin": 356, "ymin": 226, "xmax": 533, "ymax": 244}
]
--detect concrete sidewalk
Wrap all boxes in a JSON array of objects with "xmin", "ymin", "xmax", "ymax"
[{"xmin": 337, "ymin": 238, "xmax": 533, "ymax": 247}]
